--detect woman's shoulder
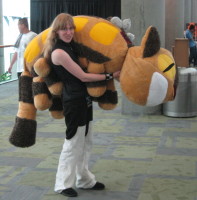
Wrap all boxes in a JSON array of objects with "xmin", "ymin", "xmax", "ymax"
[{"xmin": 52, "ymin": 48, "xmax": 67, "ymax": 57}]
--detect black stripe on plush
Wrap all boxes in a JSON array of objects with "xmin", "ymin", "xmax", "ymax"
[
  {"xmin": 86, "ymin": 80, "xmax": 107, "ymax": 88},
  {"xmin": 93, "ymin": 90, "xmax": 118, "ymax": 104},
  {"xmin": 143, "ymin": 27, "xmax": 160, "ymax": 58},
  {"xmin": 9, "ymin": 116, "xmax": 37, "ymax": 147},
  {"xmin": 31, "ymin": 67, "xmax": 38, "ymax": 77},
  {"xmin": 49, "ymin": 96, "xmax": 63, "ymax": 111},
  {"xmin": 32, "ymin": 81, "xmax": 52, "ymax": 98},
  {"xmin": 19, "ymin": 76, "xmax": 34, "ymax": 104},
  {"xmin": 44, "ymin": 69, "xmax": 61, "ymax": 87},
  {"xmin": 72, "ymin": 42, "xmax": 111, "ymax": 63}
]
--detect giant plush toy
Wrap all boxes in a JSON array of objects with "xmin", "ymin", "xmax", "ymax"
[{"xmin": 9, "ymin": 15, "xmax": 177, "ymax": 148}]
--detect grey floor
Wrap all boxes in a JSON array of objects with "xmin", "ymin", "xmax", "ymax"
[{"xmin": 0, "ymin": 80, "xmax": 197, "ymax": 200}]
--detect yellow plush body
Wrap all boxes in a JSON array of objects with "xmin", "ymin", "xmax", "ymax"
[
  {"xmin": 25, "ymin": 16, "xmax": 129, "ymax": 111},
  {"xmin": 9, "ymin": 16, "xmax": 177, "ymax": 148}
]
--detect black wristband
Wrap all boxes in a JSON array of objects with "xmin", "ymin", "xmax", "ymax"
[{"xmin": 105, "ymin": 73, "xmax": 113, "ymax": 81}]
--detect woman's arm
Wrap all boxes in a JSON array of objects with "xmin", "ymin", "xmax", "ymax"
[{"xmin": 51, "ymin": 49, "xmax": 120, "ymax": 82}]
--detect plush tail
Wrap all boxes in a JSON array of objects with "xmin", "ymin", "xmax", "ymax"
[{"xmin": 9, "ymin": 72, "xmax": 37, "ymax": 147}]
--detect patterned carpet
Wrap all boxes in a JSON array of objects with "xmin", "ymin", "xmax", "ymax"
[{"xmin": 0, "ymin": 80, "xmax": 197, "ymax": 200}]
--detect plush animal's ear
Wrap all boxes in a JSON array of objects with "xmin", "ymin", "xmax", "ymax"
[{"xmin": 141, "ymin": 26, "xmax": 160, "ymax": 58}]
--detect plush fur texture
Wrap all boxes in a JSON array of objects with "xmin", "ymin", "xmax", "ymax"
[
  {"xmin": 143, "ymin": 27, "xmax": 160, "ymax": 58},
  {"xmin": 9, "ymin": 17, "xmax": 177, "ymax": 148},
  {"xmin": 120, "ymin": 26, "xmax": 176, "ymax": 106},
  {"xmin": 9, "ymin": 117, "xmax": 37, "ymax": 147},
  {"xmin": 49, "ymin": 96, "xmax": 63, "ymax": 112},
  {"xmin": 49, "ymin": 96, "xmax": 63, "ymax": 119},
  {"xmin": 86, "ymin": 80, "xmax": 107, "ymax": 88},
  {"xmin": 32, "ymin": 81, "xmax": 51, "ymax": 96},
  {"xmin": 73, "ymin": 42, "xmax": 111, "ymax": 63},
  {"xmin": 33, "ymin": 77, "xmax": 52, "ymax": 110},
  {"xmin": 94, "ymin": 90, "xmax": 118, "ymax": 104},
  {"xmin": 19, "ymin": 76, "xmax": 34, "ymax": 104},
  {"xmin": 44, "ymin": 69, "xmax": 62, "ymax": 87},
  {"xmin": 34, "ymin": 57, "xmax": 50, "ymax": 77}
]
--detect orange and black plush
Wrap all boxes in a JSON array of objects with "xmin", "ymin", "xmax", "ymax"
[
  {"xmin": 9, "ymin": 16, "xmax": 176, "ymax": 148},
  {"xmin": 120, "ymin": 26, "xmax": 177, "ymax": 106}
]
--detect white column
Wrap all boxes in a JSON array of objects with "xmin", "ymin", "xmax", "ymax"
[
  {"xmin": 184, "ymin": 0, "xmax": 192, "ymax": 26},
  {"xmin": 191, "ymin": 0, "xmax": 197, "ymax": 22},
  {"xmin": 0, "ymin": 0, "xmax": 4, "ymax": 75},
  {"xmin": 165, "ymin": 0, "xmax": 185, "ymax": 50}
]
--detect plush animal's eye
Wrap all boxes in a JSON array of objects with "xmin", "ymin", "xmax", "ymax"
[
  {"xmin": 158, "ymin": 54, "xmax": 176, "ymax": 80},
  {"xmin": 163, "ymin": 63, "xmax": 175, "ymax": 73}
]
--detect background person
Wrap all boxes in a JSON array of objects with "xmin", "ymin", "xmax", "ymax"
[
  {"xmin": 185, "ymin": 24, "xmax": 197, "ymax": 67},
  {"xmin": 8, "ymin": 18, "xmax": 37, "ymax": 78}
]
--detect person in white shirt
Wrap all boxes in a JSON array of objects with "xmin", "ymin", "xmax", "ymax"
[{"xmin": 8, "ymin": 18, "xmax": 37, "ymax": 78}]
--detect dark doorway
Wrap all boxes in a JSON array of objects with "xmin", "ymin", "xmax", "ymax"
[{"xmin": 30, "ymin": 0, "xmax": 121, "ymax": 33}]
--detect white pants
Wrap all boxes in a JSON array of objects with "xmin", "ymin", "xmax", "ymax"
[{"xmin": 54, "ymin": 122, "xmax": 96, "ymax": 193}]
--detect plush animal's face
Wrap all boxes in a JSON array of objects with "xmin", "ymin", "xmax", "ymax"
[
  {"xmin": 120, "ymin": 26, "xmax": 176, "ymax": 106},
  {"xmin": 144, "ymin": 48, "xmax": 176, "ymax": 82}
]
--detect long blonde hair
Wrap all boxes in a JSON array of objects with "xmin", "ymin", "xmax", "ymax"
[{"xmin": 43, "ymin": 13, "xmax": 75, "ymax": 61}]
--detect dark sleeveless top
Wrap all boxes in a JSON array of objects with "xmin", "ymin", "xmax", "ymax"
[
  {"xmin": 51, "ymin": 39, "xmax": 92, "ymax": 139},
  {"xmin": 51, "ymin": 39, "xmax": 88, "ymax": 102}
]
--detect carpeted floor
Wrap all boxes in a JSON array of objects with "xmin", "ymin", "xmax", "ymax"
[{"xmin": 0, "ymin": 80, "xmax": 197, "ymax": 200}]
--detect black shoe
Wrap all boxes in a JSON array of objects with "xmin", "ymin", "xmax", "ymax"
[
  {"xmin": 91, "ymin": 182, "xmax": 105, "ymax": 190},
  {"xmin": 60, "ymin": 188, "xmax": 78, "ymax": 197}
]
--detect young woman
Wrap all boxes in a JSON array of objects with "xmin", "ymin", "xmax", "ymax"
[{"xmin": 43, "ymin": 13, "xmax": 120, "ymax": 197}]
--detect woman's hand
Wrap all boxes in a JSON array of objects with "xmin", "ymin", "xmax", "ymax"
[{"xmin": 113, "ymin": 70, "xmax": 121, "ymax": 81}]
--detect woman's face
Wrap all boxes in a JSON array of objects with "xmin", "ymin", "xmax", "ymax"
[{"xmin": 56, "ymin": 24, "xmax": 74, "ymax": 43}]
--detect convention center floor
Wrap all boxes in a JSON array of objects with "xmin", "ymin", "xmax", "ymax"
[{"xmin": 0, "ymin": 80, "xmax": 197, "ymax": 200}]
